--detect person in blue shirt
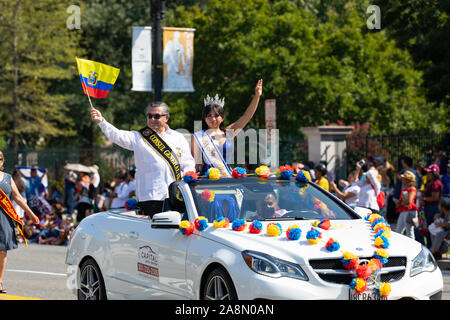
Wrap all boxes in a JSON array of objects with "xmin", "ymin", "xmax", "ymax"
[
  {"xmin": 17, "ymin": 166, "xmax": 51, "ymax": 218},
  {"xmin": 64, "ymin": 168, "xmax": 77, "ymax": 215},
  {"xmin": 25, "ymin": 167, "xmax": 47, "ymax": 199}
]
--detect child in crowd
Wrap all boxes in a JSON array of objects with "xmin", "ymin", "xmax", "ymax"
[{"xmin": 430, "ymin": 197, "xmax": 450, "ymax": 260}]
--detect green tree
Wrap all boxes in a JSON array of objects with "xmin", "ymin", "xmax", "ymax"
[
  {"xmin": 163, "ymin": 0, "xmax": 444, "ymax": 137},
  {"xmin": 374, "ymin": 0, "xmax": 450, "ymax": 130},
  {"xmin": 0, "ymin": 0, "xmax": 82, "ymax": 150}
]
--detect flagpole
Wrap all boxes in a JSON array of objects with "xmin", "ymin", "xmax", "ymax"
[{"xmin": 87, "ymin": 92, "xmax": 94, "ymax": 109}]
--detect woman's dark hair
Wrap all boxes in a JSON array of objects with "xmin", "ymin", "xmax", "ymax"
[
  {"xmin": 314, "ymin": 164, "xmax": 327, "ymax": 176},
  {"xmin": 430, "ymin": 171, "xmax": 440, "ymax": 181},
  {"xmin": 202, "ymin": 104, "xmax": 225, "ymax": 132}
]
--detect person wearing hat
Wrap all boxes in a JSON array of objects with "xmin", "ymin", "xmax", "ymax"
[
  {"xmin": 417, "ymin": 164, "xmax": 443, "ymax": 247},
  {"xmin": 89, "ymin": 165, "xmax": 100, "ymax": 211},
  {"xmin": 394, "ymin": 170, "xmax": 419, "ymax": 239}
]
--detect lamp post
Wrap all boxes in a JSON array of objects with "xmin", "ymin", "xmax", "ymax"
[{"xmin": 150, "ymin": 0, "xmax": 165, "ymax": 102}]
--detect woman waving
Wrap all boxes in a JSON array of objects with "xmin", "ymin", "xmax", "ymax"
[{"xmin": 191, "ymin": 79, "xmax": 263, "ymax": 176}]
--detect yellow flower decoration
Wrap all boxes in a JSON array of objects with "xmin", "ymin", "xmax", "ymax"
[
  {"xmin": 375, "ymin": 249, "xmax": 389, "ymax": 258},
  {"xmin": 207, "ymin": 168, "xmax": 221, "ymax": 180},
  {"xmin": 255, "ymin": 165, "xmax": 270, "ymax": 178},
  {"xmin": 378, "ymin": 282, "xmax": 391, "ymax": 297}
]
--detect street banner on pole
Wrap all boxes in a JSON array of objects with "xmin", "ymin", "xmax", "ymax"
[
  {"xmin": 131, "ymin": 26, "xmax": 152, "ymax": 92},
  {"xmin": 264, "ymin": 99, "xmax": 278, "ymax": 167},
  {"xmin": 265, "ymin": 99, "xmax": 276, "ymax": 145},
  {"xmin": 162, "ymin": 27, "xmax": 195, "ymax": 92}
]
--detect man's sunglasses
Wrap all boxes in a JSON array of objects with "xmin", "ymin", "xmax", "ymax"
[{"xmin": 146, "ymin": 113, "xmax": 167, "ymax": 120}]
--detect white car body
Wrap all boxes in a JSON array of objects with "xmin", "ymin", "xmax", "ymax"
[{"xmin": 66, "ymin": 179, "xmax": 443, "ymax": 300}]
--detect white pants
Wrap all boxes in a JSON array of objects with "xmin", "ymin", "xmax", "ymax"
[{"xmin": 396, "ymin": 210, "xmax": 417, "ymax": 240}]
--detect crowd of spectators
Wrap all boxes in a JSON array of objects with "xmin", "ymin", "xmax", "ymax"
[
  {"xmin": 9, "ymin": 147, "xmax": 450, "ymax": 259},
  {"xmin": 11, "ymin": 164, "xmax": 137, "ymax": 247},
  {"xmin": 294, "ymin": 148, "xmax": 449, "ymax": 260}
]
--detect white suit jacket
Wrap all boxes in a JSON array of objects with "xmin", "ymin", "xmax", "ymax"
[{"xmin": 98, "ymin": 120, "xmax": 195, "ymax": 201}]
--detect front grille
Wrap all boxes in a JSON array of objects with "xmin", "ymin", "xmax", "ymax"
[{"xmin": 309, "ymin": 256, "xmax": 407, "ymax": 285}]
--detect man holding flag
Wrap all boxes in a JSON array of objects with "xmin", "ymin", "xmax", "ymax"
[{"xmin": 77, "ymin": 58, "xmax": 195, "ymax": 216}]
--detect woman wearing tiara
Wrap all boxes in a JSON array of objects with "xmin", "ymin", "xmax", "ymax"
[
  {"xmin": 191, "ymin": 79, "xmax": 263, "ymax": 221},
  {"xmin": 191, "ymin": 79, "xmax": 263, "ymax": 176}
]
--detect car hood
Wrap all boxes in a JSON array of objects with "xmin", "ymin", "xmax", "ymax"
[{"xmin": 198, "ymin": 219, "xmax": 421, "ymax": 265}]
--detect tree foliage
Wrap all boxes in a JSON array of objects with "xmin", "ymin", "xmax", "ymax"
[
  {"xmin": 0, "ymin": 0, "xmax": 447, "ymax": 150},
  {"xmin": 164, "ymin": 0, "xmax": 445, "ymax": 137},
  {"xmin": 0, "ymin": 0, "xmax": 82, "ymax": 148}
]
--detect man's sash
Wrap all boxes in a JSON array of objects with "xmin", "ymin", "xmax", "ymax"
[
  {"xmin": 139, "ymin": 127, "xmax": 182, "ymax": 181},
  {"xmin": 194, "ymin": 130, "xmax": 232, "ymax": 177},
  {"xmin": 0, "ymin": 188, "xmax": 27, "ymax": 247}
]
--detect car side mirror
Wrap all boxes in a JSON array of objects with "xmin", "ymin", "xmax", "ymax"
[{"xmin": 151, "ymin": 211, "xmax": 182, "ymax": 229}]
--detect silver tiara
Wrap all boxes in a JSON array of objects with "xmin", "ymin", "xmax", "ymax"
[{"xmin": 203, "ymin": 94, "xmax": 225, "ymax": 108}]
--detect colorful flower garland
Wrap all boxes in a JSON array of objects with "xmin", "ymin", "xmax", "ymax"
[
  {"xmin": 232, "ymin": 219, "xmax": 247, "ymax": 231},
  {"xmin": 266, "ymin": 222, "xmax": 282, "ymax": 237},
  {"xmin": 255, "ymin": 165, "xmax": 270, "ymax": 178},
  {"xmin": 249, "ymin": 220, "xmax": 263, "ymax": 234},
  {"xmin": 286, "ymin": 225, "xmax": 301, "ymax": 240},
  {"xmin": 194, "ymin": 216, "xmax": 209, "ymax": 231},
  {"xmin": 206, "ymin": 168, "xmax": 221, "ymax": 180},
  {"xmin": 180, "ymin": 167, "xmax": 392, "ymax": 298},
  {"xmin": 277, "ymin": 165, "xmax": 294, "ymax": 180},
  {"xmin": 179, "ymin": 220, "xmax": 194, "ymax": 235},
  {"xmin": 213, "ymin": 216, "xmax": 230, "ymax": 228},
  {"xmin": 232, "ymin": 167, "xmax": 247, "ymax": 178}
]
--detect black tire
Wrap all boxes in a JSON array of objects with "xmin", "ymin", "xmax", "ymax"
[
  {"xmin": 202, "ymin": 267, "xmax": 238, "ymax": 300},
  {"xmin": 78, "ymin": 258, "xmax": 107, "ymax": 300}
]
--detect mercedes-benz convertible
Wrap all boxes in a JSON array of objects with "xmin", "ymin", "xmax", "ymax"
[{"xmin": 65, "ymin": 177, "xmax": 443, "ymax": 300}]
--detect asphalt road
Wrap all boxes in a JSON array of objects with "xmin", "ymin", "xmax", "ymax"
[
  {"xmin": 1, "ymin": 243, "xmax": 74, "ymax": 300},
  {"xmin": 0, "ymin": 243, "xmax": 449, "ymax": 300}
]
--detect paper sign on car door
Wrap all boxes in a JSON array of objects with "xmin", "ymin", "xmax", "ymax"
[{"xmin": 137, "ymin": 245, "xmax": 159, "ymax": 280}]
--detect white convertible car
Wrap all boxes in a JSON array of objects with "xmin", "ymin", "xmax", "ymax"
[{"xmin": 65, "ymin": 177, "xmax": 443, "ymax": 300}]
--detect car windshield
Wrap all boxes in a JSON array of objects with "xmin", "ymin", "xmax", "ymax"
[{"xmin": 187, "ymin": 177, "xmax": 359, "ymax": 222}]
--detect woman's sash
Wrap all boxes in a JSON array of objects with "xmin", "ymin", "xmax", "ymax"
[
  {"xmin": 139, "ymin": 127, "xmax": 182, "ymax": 181},
  {"xmin": 0, "ymin": 188, "xmax": 27, "ymax": 247},
  {"xmin": 194, "ymin": 130, "xmax": 232, "ymax": 177}
]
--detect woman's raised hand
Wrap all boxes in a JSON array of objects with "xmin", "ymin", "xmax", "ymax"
[{"xmin": 255, "ymin": 79, "xmax": 263, "ymax": 97}]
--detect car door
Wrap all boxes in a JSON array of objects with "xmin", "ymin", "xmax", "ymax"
[
  {"xmin": 136, "ymin": 216, "xmax": 192, "ymax": 299},
  {"xmin": 103, "ymin": 211, "xmax": 147, "ymax": 298}
]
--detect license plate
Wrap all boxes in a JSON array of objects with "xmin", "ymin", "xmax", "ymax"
[{"xmin": 349, "ymin": 288, "xmax": 386, "ymax": 300}]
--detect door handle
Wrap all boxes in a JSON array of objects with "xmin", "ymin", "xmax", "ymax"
[{"xmin": 128, "ymin": 230, "xmax": 139, "ymax": 239}]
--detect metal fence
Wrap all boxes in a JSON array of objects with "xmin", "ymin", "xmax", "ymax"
[
  {"xmin": 2, "ymin": 146, "xmax": 134, "ymax": 189},
  {"xmin": 2, "ymin": 132, "xmax": 445, "ymax": 189},
  {"xmin": 346, "ymin": 132, "xmax": 449, "ymax": 173}
]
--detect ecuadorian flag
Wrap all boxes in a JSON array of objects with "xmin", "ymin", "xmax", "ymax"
[{"xmin": 76, "ymin": 57, "xmax": 120, "ymax": 98}]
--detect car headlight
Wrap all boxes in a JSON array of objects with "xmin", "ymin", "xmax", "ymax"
[
  {"xmin": 242, "ymin": 250, "xmax": 308, "ymax": 281},
  {"xmin": 410, "ymin": 245, "xmax": 437, "ymax": 277}
]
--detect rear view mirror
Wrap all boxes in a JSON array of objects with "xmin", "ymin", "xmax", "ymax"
[{"xmin": 151, "ymin": 211, "xmax": 181, "ymax": 229}]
